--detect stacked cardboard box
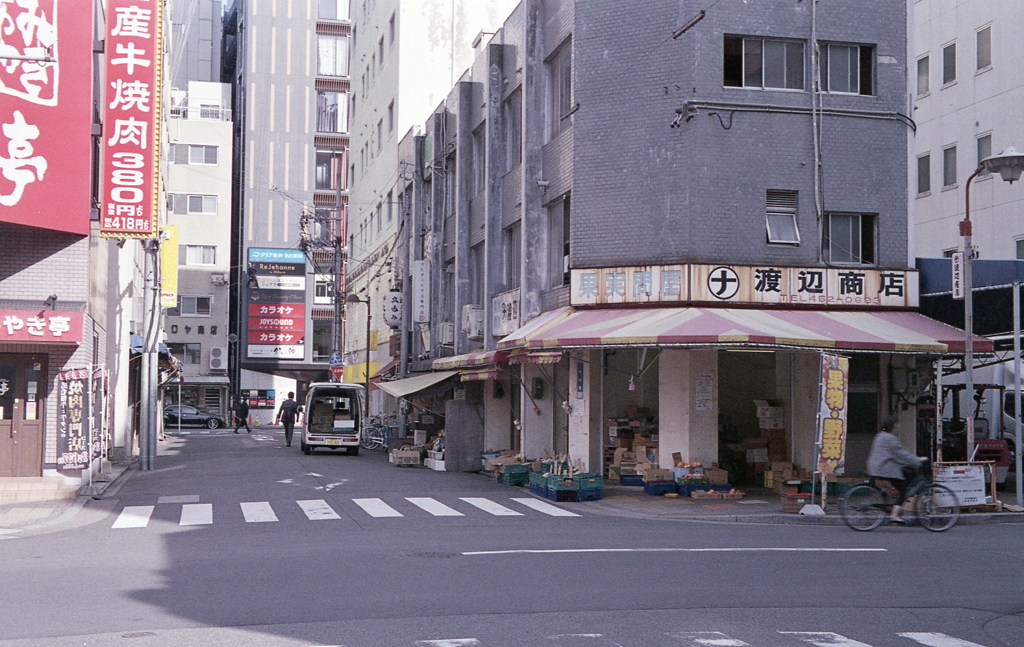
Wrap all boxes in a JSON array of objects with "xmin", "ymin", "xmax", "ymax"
[{"xmin": 745, "ymin": 400, "xmax": 788, "ymax": 470}]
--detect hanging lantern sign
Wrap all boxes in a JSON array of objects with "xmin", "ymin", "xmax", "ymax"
[{"xmin": 383, "ymin": 292, "xmax": 403, "ymax": 327}]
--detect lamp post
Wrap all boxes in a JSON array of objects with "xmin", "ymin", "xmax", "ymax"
[
  {"xmin": 961, "ymin": 147, "xmax": 1024, "ymax": 478},
  {"xmin": 345, "ymin": 293, "xmax": 372, "ymax": 420}
]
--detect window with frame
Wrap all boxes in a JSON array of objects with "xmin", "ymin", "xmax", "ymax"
[
  {"xmin": 171, "ymin": 143, "xmax": 218, "ymax": 165},
  {"xmin": 386, "ymin": 191, "xmax": 393, "ymax": 223},
  {"xmin": 504, "ymin": 90, "xmax": 522, "ymax": 171},
  {"xmin": 376, "ymin": 119, "xmax": 383, "ymax": 151},
  {"xmin": 916, "ymin": 55, "xmax": 930, "ymax": 95},
  {"xmin": 977, "ymin": 134, "xmax": 992, "ymax": 176},
  {"xmin": 314, "ymin": 275, "xmax": 332, "ymax": 304},
  {"xmin": 180, "ymin": 245, "xmax": 216, "ymax": 266},
  {"xmin": 822, "ymin": 213, "xmax": 876, "ymax": 265},
  {"xmin": 317, "ymin": 35, "xmax": 349, "ymax": 76},
  {"xmin": 312, "ymin": 320, "xmax": 333, "ymax": 362},
  {"xmin": 504, "ymin": 223, "xmax": 521, "ymax": 290},
  {"xmin": 976, "ymin": 26, "xmax": 991, "ymax": 71},
  {"xmin": 942, "ymin": 42, "xmax": 956, "ymax": 85},
  {"xmin": 318, "ymin": 0, "xmax": 349, "ymax": 20},
  {"xmin": 375, "ymin": 203, "xmax": 382, "ymax": 232},
  {"xmin": 1016, "ymin": 239, "xmax": 1024, "ymax": 261},
  {"xmin": 177, "ymin": 295, "xmax": 212, "ymax": 316},
  {"xmin": 378, "ymin": 36, "xmax": 384, "ymax": 68},
  {"xmin": 724, "ymin": 35, "xmax": 804, "ymax": 90},
  {"xmin": 389, "ymin": 13, "xmax": 395, "ymax": 43},
  {"xmin": 167, "ymin": 343, "xmax": 202, "ymax": 365},
  {"xmin": 315, "ymin": 150, "xmax": 343, "ymax": 190},
  {"xmin": 472, "ymin": 125, "xmax": 486, "ymax": 195},
  {"xmin": 316, "ymin": 91, "xmax": 348, "ymax": 133},
  {"xmin": 917, "ymin": 153, "xmax": 931, "ymax": 194},
  {"xmin": 168, "ymin": 193, "xmax": 218, "ymax": 215},
  {"xmin": 820, "ymin": 43, "xmax": 874, "ymax": 95},
  {"xmin": 547, "ymin": 194, "xmax": 571, "ymax": 288},
  {"xmin": 765, "ymin": 190, "xmax": 800, "ymax": 244},
  {"xmin": 387, "ymin": 101, "xmax": 394, "ymax": 133},
  {"xmin": 943, "ymin": 145, "xmax": 957, "ymax": 188},
  {"xmin": 548, "ymin": 40, "xmax": 573, "ymax": 137}
]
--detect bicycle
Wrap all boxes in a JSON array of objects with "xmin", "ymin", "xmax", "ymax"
[
  {"xmin": 838, "ymin": 461, "xmax": 960, "ymax": 532},
  {"xmin": 360, "ymin": 414, "xmax": 397, "ymax": 450}
]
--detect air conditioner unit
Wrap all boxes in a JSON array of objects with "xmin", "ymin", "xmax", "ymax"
[
  {"xmin": 209, "ymin": 347, "xmax": 227, "ymax": 371},
  {"xmin": 437, "ymin": 322, "xmax": 455, "ymax": 347},
  {"xmin": 461, "ymin": 304, "xmax": 482, "ymax": 333},
  {"xmin": 467, "ymin": 311, "xmax": 484, "ymax": 340},
  {"xmin": 211, "ymin": 274, "xmax": 227, "ymax": 286}
]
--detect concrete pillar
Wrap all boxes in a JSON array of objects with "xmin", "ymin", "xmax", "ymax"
[
  {"xmin": 519, "ymin": 361, "xmax": 554, "ymax": 459},
  {"xmin": 658, "ymin": 349, "xmax": 719, "ymax": 467},
  {"xmin": 483, "ymin": 378, "xmax": 513, "ymax": 451},
  {"xmin": 520, "ymin": 0, "xmax": 547, "ymax": 321},
  {"xmin": 483, "ymin": 44, "xmax": 506, "ymax": 348},
  {"xmin": 567, "ymin": 351, "xmax": 602, "ymax": 473},
  {"xmin": 454, "ymin": 82, "xmax": 474, "ymax": 355},
  {"xmin": 778, "ymin": 351, "xmax": 824, "ymax": 473}
]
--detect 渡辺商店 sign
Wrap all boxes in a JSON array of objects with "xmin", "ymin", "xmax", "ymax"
[{"xmin": 100, "ymin": 0, "xmax": 164, "ymax": 238}]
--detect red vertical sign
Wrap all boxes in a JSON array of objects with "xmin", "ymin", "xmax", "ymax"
[
  {"xmin": 100, "ymin": 0, "xmax": 163, "ymax": 238},
  {"xmin": 0, "ymin": 0, "xmax": 93, "ymax": 235}
]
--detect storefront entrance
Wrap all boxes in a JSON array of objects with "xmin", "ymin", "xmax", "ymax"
[{"xmin": 0, "ymin": 355, "xmax": 46, "ymax": 477}]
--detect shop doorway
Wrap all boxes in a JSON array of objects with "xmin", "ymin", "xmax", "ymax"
[{"xmin": 0, "ymin": 355, "xmax": 46, "ymax": 477}]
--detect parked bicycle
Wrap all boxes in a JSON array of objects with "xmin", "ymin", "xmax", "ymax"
[
  {"xmin": 360, "ymin": 414, "xmax": 397, "ymax": 450},
  {"xmin": 839, "ymin": 460, "xmax": 960, "ymax": 532}
]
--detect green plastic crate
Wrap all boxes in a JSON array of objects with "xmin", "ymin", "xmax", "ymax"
[
  {"xmin": 545, "ymin": 475, "xmax": 578, "ymax": 491},
  {"xmin": 504, "ymin": 463, "xmax": 531, "ymax": 475},
  {"xmin": 574, "ymin": 474, "xmax": 604, "ymax": 490}
]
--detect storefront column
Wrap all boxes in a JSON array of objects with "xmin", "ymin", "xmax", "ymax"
[
  {"xmin": 658, "ymin": 349, "xmax": 719, "ymax": 467},
  {"xmin": 483, "ymin": 377, "xmax": 512, "ymax": 451},
  {"xmin": 567, "ymin": 351, "xmax": 601, "ymax": 473},
  {"xmin": 519, "ymin": 362, "xmax": 555, "ymax": 458},
  {"xmin": 776, "ymin": 351, "xmax": 821, "ymax": 470}
]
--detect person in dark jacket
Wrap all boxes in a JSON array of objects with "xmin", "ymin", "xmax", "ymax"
[
  {"xmin": 276, "ymin": 392, "xmax": 300, "ymax": 447},
  {"xmin": 866, "ymin": 415, "xmax": 925, "ymax": 524},
  {"xmin": 233, "ymin": 397, "xmax": 251, "ymax": 433}
]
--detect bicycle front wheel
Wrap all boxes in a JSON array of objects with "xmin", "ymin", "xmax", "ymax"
[
  {"xmin": 915, "ymin": 483, "xmax": 960, "ymax": 532},
  {"xmin": 839, "ymin": 484, "xmax": 887, "ymax": 531}
]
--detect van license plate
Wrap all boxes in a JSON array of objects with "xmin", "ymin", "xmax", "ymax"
[{"xmin": 325, "ymin": 439, "xmax": 341, "ymax": 446}]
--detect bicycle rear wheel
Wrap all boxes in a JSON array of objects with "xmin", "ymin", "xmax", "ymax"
[
  {"xmin": 839, "ymin": 484, "xmax": 887, "ymax": 531},
  {"xmin": 915, "ymin": 483, "xmax": 960, "ymax": 532}
]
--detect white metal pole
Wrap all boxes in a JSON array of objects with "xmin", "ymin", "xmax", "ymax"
[
  {"xmin": 1014, "ymin": 281, "xmax": 1022, "ymax": 507},
  {"xmin": 936, "ymin": 358, "xmax": 943, "ymax": 462}
]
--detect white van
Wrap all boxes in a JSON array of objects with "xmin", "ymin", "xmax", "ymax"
[{"xmin": 301, "ymin": 382, "xmax": 364, "ymax": 455}]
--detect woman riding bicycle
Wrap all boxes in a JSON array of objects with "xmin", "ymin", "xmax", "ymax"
[{"xmin": 866, "ymin": 415, "xmax": 927, "ymax": 524}]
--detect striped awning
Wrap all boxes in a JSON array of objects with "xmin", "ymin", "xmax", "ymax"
[
  {"xmin": 460, "ymin": 367, "xmax": 500, "ymax": 382},
  {"xmin": 508, "ymin": 348, "xmax": 564, "ymax": 364},
  {"xmin": 496, "ymin": 307, "xmax": 991, "ymax": 354},
  {"xmin": 431, "ymin": 350, "xmax": 507, "ymax": 370}
]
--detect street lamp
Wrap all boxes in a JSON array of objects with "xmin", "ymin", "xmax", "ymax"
[
  {"xmin": 961, "ymin": 147, "xmax": 1024, "ymax": 473},
  {"xmin": 345, "ymin": 292, "xmax": 372, "ymax": 420}
]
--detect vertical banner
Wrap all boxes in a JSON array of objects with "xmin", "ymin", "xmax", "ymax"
[
  {"xmin": 246, "ymin": 248, "xmax": 307, "ymax": 359},
  {"xmin": 100, "ymin": 0, "xmax": 163, "ymax": 238},
  {"xmin": 160, "ymin": 225, "xmax": 179, "ymax": 307},
  {"xmin": 816, "ymin": 353, "xmax": 850, "ymax": 474},
  {"xmin": 56, "ymin": 368, "xmax": 89, "ymax": 471},
  {"xmin": 0, "ymin": 0, "xmax": 93, "ymax": 234}
]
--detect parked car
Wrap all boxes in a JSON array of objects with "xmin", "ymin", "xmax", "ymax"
[{"xmin": 164, "ymin": 405, "xmax": 225, "ymax": 429}]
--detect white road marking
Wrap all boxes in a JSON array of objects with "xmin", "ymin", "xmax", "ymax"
[
  {"xmin": 353, "ymin": 498, "xmax": 403, "ymax": 517},
  {"xmin": 780, "ymin": 632, "xmax": 874, "ymax": 647},
  {"xmin": 277, "ymin": 479, "xmax": 294, "ymax": 484},
  {"xmin": 315, "ymin": 481, "xmax": 346, "ymax": 492},
  {"xmin": 112, "ymin": 505, "xmax": 155, "ymax": 529},
  {"xmin": 240, "ymin": 502, "xmax": 278, "ymax": 523},
  {"xmin": 510, "ymin": 497, "xmax": 581, "ymax": 517},
  {"xmin": 407, "ymin": 497, "xmax": 464, "ymax": 516},
  {"xmin": 464, "ymin": 547, "xmax": 888, "ymax": 556},
  {"xmin": 298, "ymin": 499, "xmax": 341, "ymax": 520},
  {"xmin": 157, "ymin": 495, "xmax": 199, "ymax": 504},
  {"xmin": 415, "ymin": 640, "xmax": 482, "ymax": 647},
  {"xmin": 899, "ymin": 633, "xmax": 990, "ymax": 647},
  {"xmin": 179, "ymin": 503, "xmax": 213, "ymax": 526},
  {"xmin": 459, "ymin": 497, "xmax": 524, "ymax": 516},
  {"xmin": 671, "ymin": 631, "xmax": 751, "ymax": 646}
]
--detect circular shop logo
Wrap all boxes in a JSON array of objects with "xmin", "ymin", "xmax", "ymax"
[{"xmin": 707, "ymin": 267, "xmax": 740, "ymax": 300}]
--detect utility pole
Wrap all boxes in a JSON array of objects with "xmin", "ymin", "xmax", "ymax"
[{"xmin": 139, "ymin": 239, "xmax": 160, "ymax": 470}]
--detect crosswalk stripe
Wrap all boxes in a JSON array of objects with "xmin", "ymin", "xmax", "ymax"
[
  {"xmin": 112, "ymin": 505, "xmax": 155, "ymax": 529},
  {"xmin": 459, "ymin": 497, "xmax": 524, "ymax": 516},
  {"xmin": 179, "ymin": 503, "xmax": 213, "ymax": 526},
  {"xmin": 415, "ymin": 640, "xmax": 482, "ymax": 647},
  {"xmin": 671, "ymin": 631, "xmax": 751, "ymax": 646},
  {"xmin": 510, "ymin": 497, "xmax": 581, "ymax": 517},
  {"xmin": 298, "ymin": 499, "xmax": 341, "ymax": 520},
  {"xmin": 157, "ymin": 495, "xmax": 199, "ymax": 504},
  {"xmin": 353, "ymin": 498, "xmax": 403, "ymax": 517},
  {"xmin": 240, "ymin": 502, "xmax": 278, "ymax": 523},
  {"xmin": 899, "ymin": 633, "xmax": 989, "ymax": 647},
  {"xmin": 779, "ymin": 632, "xmax": 873, "ymax": 647},
  {"xmin": 407, "ymin": 497, "xmax": 464, "ymax": 516}
]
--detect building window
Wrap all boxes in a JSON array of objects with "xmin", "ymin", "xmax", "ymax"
[
  {"xmin": 171, "ymin": 143, "xmax": 218, "ymax": 165},
  {"xmin": 547, "ymin": 194, "xmax": 570, "ymax": 288},
  {"xmin": 765, "ymin": 190, "xmax": 800, "ymax": 244},
  {"xmin": 386, "ymin": 191, "xmax": 393, "ymax": 223},
  {"xmin": 724, "ymin": 35, "xmax": 804, "ymax": 90},
  {"xmin": 823, "ymin": 213, "xmax": 876, "ymax": 265},
  {"xmin": 314, "ymin": 275, "xmax": 332, "ymax": 304},
  {"xmin": 375, "ymin": 203, "xmax": 382, "ymax": 232},
  {"xmin": 821, "ymin": 43, "xmax": 873, "ymax": 95},
  {"xmin": 316, "ymin": 91, "xmax": 348, "ymax": 133},
  {"xmin": 977, "ymin": 134, "xmax": 992, "ymax": 175},
  {"xmin": 315, "ymin": 150, "xmax": 343, "ymax": 190},
  {"xmin": 177, "ymin": 295, "xmax": 212, "ymax": 317},
  {"xmin": 378, "ymin": 36, "xmax": 384, "ymax": 67},
  {"xmin": 318, "ymin": 0, "xmax": 349, "ymax": 20},
  {"xmin": 167, "ymin": 343, "xmax": 202, "ymax": 364},
  {"xmin": 917, "ymin": 154, "xmax": 931, "ymax": 195},
  {"xmin": 312, "ymin": 320, "xmax": 333, "ymax": 362},
  {"xmin": 504, "ymin": 223, "xmax": 521, "ymax": 290},
  {"xmin": 916, "ymin": 55, "xmax": 930, "ymax": 95},
  {"xmin": 168, "ymin": 193, "xmax": 218, "ymax": 215},
  {"xmin": 943, "ymin": 145, "xmax": 957, "ymax": 188},
  {"xmin": 548, "ymin": 39, "xmax": 573, "ymax": 137},
  {"xmin": 387, "ymin": 101, "xmax": 394, "ymax": 133},
  {"xmin": 180, "ymin": 245, "xmax": 216, "ymax": 266},
  {"xmin": 942, "ymin": 42, "xmax": 956, "ymax": 85},
  {"xmin": 376, "ymin": 119, "xmax": 383, "ymax": 151},
  {"xmin": 470, "ymin": 243, "xmax": 485, "ymax": 306},
  {"xmin": 1016, "ymin": 239, "xmax": 1024, "ymax": 261},
  {"xmin": 389, "ymin": 13, "xmax": 395, "ymax": 44},
  {"xmin": 317, "ymin": 35, "xmax": 349, "ymax": 76},
  {"xmin": 472, "ymin": 125, "xmax": 486, "ymax": 195},
  {"xmin": 504, "ymin": 90, "xmax": 522, "ymax": 171},
  {"xmin": 976, "ymin": 26, "xmax": 992, "ymax": 71}
]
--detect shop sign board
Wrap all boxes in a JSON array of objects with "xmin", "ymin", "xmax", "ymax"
[
  {"xmin": 412, "ymin": 260, "xmax": 430, "ymax": 323},
  {"xmin": 246, "ymin": 248, "xmax": 307, "ymax": 359},
  {"xmin": 933, "ymin": 463, "xmax": 987, "ymax": 506},
  {"xmin": 383, "ymin": 291, "xmax": 403, "ymax": 327},
  {"xmin": 491, "ymin": 288, "xmax": 521, "ymax": 336},
  {"xmin": 816, "ymin": 353, "xmax": 850, "ymax": 475},
  {"xmin": 0, "ymin": 310, "xmax": 83, "ymax": 343},
  {"xmin": 0, "ymin": 0, "xmax": 93, "ymax": 235},
  {"xmin": 951, "ymin": 252, "xmax": 964, "ymax": 300},
  {"xmin": 100, "ymin": 0, "xmax": 164, "ymax": 238},
  {"xmin": 571, "ymin": 265, "xmax": 918, "ymax": 309},
  {"xmin": 56, "ymin": 367, "xmax": 105, "ymax": 472},
  {"xmin": 159, "ymin": 226, "xmax": 179, "ymax": 307}
]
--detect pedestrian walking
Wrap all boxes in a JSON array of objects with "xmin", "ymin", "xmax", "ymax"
[
  {"xmin": 233, "ymin": 397, "xmax": 251, "ymax": 433},
  {"xmin": 276, "ymin": 392, "xmax": 300, "ymax": 447}
]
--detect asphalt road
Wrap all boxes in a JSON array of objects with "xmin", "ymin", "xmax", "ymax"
[{"xmin": 0, "ymin": 428, "xmax": 1021, "ymax": 647}]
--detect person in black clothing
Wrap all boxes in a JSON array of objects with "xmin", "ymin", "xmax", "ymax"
[
  {"xmin": 233, "ymin": 398, "xmax": 251, "ymax": 433},
  {"xmin": 276, "ymin": 392, "xmax": 300, "ymax": 447}
]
